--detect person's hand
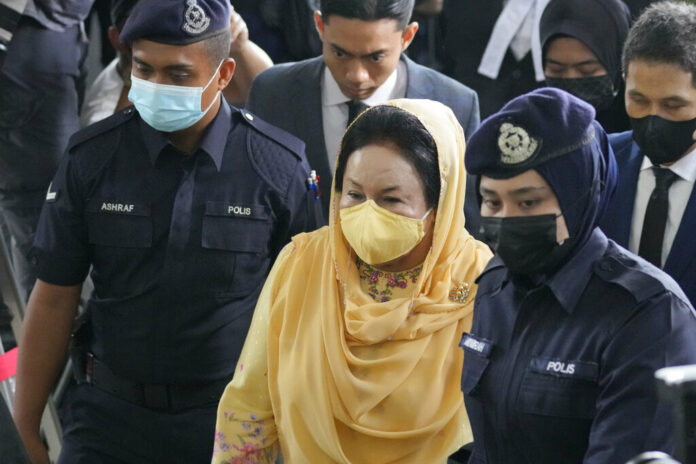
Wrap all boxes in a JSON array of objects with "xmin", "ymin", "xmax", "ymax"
[
  {"xmin": 22, "ymin": 433, "xmax": 50, "ymax": 464},
  {"xmin": 229, "ymin": 7, "xmax": 249, "ymax": 54}
]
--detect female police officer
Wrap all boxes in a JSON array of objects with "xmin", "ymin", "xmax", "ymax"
[{"xmin": 461, "ymin": 88, "xmax": 696, "ymax": 464}]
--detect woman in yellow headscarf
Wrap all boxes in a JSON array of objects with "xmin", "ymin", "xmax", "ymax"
[{"xmin": 211, "ymin": 99, "xmax": 492, "ymax": 464}]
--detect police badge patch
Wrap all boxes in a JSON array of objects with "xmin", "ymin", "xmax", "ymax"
[
  {"xmin": 183, "ymin": 0, "xmax": 210, "ymax": 35},
  {"xmin": 497, "ymin": 122, "xmax": 540, "ymax": 165}
]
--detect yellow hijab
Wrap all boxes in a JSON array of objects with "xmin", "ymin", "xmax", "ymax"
[{"xmin": 263, "ymin": 99, "xmax": 492, "ymax": 462}]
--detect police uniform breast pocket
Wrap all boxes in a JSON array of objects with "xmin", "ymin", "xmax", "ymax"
[
  {"xmin": 517, "ymin": 357, "xmax": 599, "ymax": 419},
  {"xmin": 201, "ymin": 202, "xmax": 273, "ymax": 294},
  {"xmin": 85, "ymin": 199, "xmax": 152, "ymax": 248},
  {"xmin": 201, "ymin": 202, "xmax": 272, "ymax": 252},
  {"xmin": 460, "ymin": 333, "xmax": 494, "ymax": 397}
]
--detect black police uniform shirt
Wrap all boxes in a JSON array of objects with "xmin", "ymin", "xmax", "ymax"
[
  {"xmin": 461, "ymin": 229, "xmax": 696, "ymax": 464},
  {"xmin": 32, "ymin": 101, "xmax": 323, "ymax": 385}
]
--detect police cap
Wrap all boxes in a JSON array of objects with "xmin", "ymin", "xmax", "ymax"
[
  {"xmin": 465, "ymin": 87, "xmax": 597, "ymax": 179},
  {"xmin": 119, "ymin": 0, "xmax": 230, "ymax": 45}
]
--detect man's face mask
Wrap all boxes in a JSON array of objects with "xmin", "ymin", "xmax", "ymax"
[
  {"xmin": 630, "ymin": 114, "xmax": 696, "ymax": 165},
  {"xmin": 480, "ymin": 214, "xmax": 570, "ymax": 275},
  {"xmin": 545, "ymin": 75, "xmax": 615, "ymax": 112},
  {"xmin": 128, "ymin": 60, "xmax": 223, "ymax": 132},
  {"xmin": 340, "ymin": 199, "xmax": 432, "ymax": 266}
]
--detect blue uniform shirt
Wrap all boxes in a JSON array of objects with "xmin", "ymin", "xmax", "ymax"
[
  {"xmin": 462, "ymin": 229, "xmax": 696, "ymax": 464},
  {"xmin": 32, "ymin": 101, "xmax": 323, "ymax": 385}
]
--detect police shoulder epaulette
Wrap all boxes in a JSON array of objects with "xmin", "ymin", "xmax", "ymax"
[
  {"xmin": 68, "ymin": 106, "xmax": 136, "ymax": 152},
  {"xmin": 475, "ymin": 255, "xmax": 506, "ymax": 284},
  {"xmin": 238, "ymin": 109, "xmax": 304, "ymax": 160},
  {"xmin": 593, "ymin": 252, "xmax": 673, "ymax": 304}
]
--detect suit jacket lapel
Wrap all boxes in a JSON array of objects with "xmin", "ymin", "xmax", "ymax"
[
  {"xmin": 403, "ymin": 55, "xmax": 430, "ymax": 99},
  {"xmin": 295, "ymin": 57, "xmax": 332, "ymax": 215},
  {"xmin": 664, "ymin": 180, "xmax": 696, "ymax": 280},
  {"xmin": 608, "ymin": 142, "xmax": 642, "ymax": 246}
]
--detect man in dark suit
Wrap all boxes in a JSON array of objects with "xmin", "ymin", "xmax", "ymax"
[
  {"xmin": 600, "ymin": 2, "xmax": 696, "ymax": 306},
  {"xmin": 246, "ymin": 0, "xmax": 481, "ymax": 234}
]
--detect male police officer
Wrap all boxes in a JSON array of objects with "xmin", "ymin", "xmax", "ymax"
[{"xmin": 13, "ymin": 0, "xmax": 322, "ymax": 462}]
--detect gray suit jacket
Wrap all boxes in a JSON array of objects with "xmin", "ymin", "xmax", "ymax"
[{"xmin": 247, "ymin": 54, "xmax": 482, "ymax": 235}]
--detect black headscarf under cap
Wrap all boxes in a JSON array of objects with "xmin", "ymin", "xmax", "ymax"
[{"xmin": 540, "ymin": 0, "xmax": 632, "ymax": 88}]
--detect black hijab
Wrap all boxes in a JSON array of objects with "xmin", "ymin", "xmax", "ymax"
[{"xmin": 540, "ymin": 0, "xmax": 633, "ymax": 133}]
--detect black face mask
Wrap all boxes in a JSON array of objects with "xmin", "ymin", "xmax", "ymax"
[
  {"xmin": 480, "ymin": 214, "xmax": 572, "ymax": 276},
  {"xmin": 630, "ymin": 115, "xmax": 696, "ymax": 165},
  {"xmin": 545, "ymin": 75, "xmax": 615, "ymax": 111}
]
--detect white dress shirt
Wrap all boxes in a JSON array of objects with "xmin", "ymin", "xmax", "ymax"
[
  {"xmin": 80, "ymin": 58, "xmax": 125, "ymax": 128},
  {"xmin": 321, "ymin": 61, "xmax": 407, "ymax": 173},
  {"xmin": 629, "ymin": 148, "xmax": 696, "ymax": 267}
]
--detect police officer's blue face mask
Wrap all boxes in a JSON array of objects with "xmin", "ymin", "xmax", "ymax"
[{"xmin": 128, "ymin": 60, "xmax": 223, "ymax": 132}]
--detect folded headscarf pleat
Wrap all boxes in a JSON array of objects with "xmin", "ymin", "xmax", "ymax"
[{"xmin": 265, "ymin": 99, "xmax": 492, "ymax": 462}]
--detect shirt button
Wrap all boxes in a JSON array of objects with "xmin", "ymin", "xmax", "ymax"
[
  {"xmin": 245, "ymin": 113, "xmax": 254, "ymax": 121},
  {"xmin": 125, "ymin": 107, "xmax": 134, "ymax": 115}
]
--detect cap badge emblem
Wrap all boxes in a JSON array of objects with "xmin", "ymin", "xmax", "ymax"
[
  {"xmin": 498, "ymin": 122, "xmax": 539, "ymax": 164},
  {"xmin": 183, "ymin": 0, "xmax": 210, "ymax": 35}
]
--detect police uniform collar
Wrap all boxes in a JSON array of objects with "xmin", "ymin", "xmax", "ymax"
[
  {"xmin": 197, "ymin": 98, "xmax": 230, "ymax": 170},
  {"xmin": 545, "ymin": 228, "xmax": 608, "ymax": 314},
  {"xmin": 140, "ymin": 119, "xmax": 169, "ymax": 163},
  {"xmin": 139, "ymin": 98, "xmax": 230, "ymax": 170}
]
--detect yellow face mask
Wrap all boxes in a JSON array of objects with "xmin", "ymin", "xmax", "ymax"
[{"xmin": 340, "ymin": 199, "xmax": 432, "ymax": 265}]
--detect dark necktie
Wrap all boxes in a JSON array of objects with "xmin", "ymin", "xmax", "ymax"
[
  {"xmin": 347, "ymin": 100, "xmax": 369, "ymax": 127},
  {"xmin": 638, "ymin": 167, "xmax": 679, "ymax": 267}
]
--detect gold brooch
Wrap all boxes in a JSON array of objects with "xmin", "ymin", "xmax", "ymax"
[{"xmin": 449, "ymin": 282, "xmax": 471, "ymax": 304}]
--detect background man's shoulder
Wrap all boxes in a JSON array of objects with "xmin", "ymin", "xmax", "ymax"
[
  {"xmin": 406, "ymin": 58, "xmax": 478, "ymax": 100},
  {"xmin": 608, "ymin": 131, "xmax": 636, "ymax": 154},
  {"xmin": 404, "ymin": 57, "xmax": 480, "ymax": 135}
]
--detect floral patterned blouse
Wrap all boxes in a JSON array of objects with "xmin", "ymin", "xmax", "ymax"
[
  {"xmin": 357, "ymin": 259, "xmax": 422, "ymax": 302},
  {"xmin": 212, "ymin": 256, "xmax": 426, "ymax": 463},
  {"xmin": 214, "ymin": 411, "xmax": 278, "ymax": 463}
]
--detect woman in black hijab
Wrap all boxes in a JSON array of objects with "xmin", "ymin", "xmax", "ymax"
[
  {"xmin": 462, "ymin": 87, "xmax": 696, "ymax": 464},
  {"xmin": 540, "ymin": 0, "xmax": 632, "ymax": 133}
]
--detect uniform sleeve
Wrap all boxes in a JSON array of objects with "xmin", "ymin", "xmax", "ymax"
[
  {"xmin": 211, "ymin": 243, "xmax": 294, "ymax": 464},
  {"xmin": 583, "ymin": 293, "xmax": 696, "ymax": 463},
  {"xmin": 31, "ymin": 152, "xmax": 90, "ymax": 285},
  {"xmin": 279, "ymin": 159, "xmax": 324, "ymax": 249}
]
